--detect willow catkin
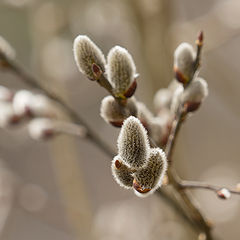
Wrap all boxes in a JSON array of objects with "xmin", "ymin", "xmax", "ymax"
[
  {"xmin": 111, "ymin": 155, "xmax": 134, "ymax": 189},
  {"xmin": 107, "ymin": 46, "xmax": 136, "ymax": 97},
  {"xmin": 73, "ymin": 35, "xmax": 106, "ymax": 80},
  {"xmin": 174, "ymin": 42, "xmax": 195, "ymax": 85},
  {"xmin": 133, "ymin": 148, "xmax": 168, "ymax": 197},
  {"xmin": 100, "ymin": 95, "xmax": 137, "ymax": 127},
  {"xmin": 117, "ymin": 116, "xmax": 150, "ymax": 169}
]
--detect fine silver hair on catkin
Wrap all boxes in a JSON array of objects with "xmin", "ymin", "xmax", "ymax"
[
  {"xmin": 100, "ymin": 95, "xmax": 137, "ymax": 126},
  {"xmin": 117, "ymin": 116, "xmax": 150, "ymax": 169},
  {"xmin": 73, "ymin": 35, "xmax": 106, "ymax": 80},
  {"xmin": 133, "ymin": 148, "xmax": 168, "ymax": 197},
  {"xmin": 153, "ymin": 88, "xmax": 173, "ymax": 112},
  {"xmin": 174, "ymin": 42, "xmax": 195, "ymax": 82},
  {"xmin": 107, "ymin": 46, "xmax": 136, "ymax": 97},
  {"xmin": 181, "ymin": 77, "xmax": 208, "ymax": 104},
  {"xmin": 111, "ymin": 155, "xmax": 134, "ymax": 189}
]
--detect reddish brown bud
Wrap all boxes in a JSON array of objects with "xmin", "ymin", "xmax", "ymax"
[
  {"xmin": 115, "ymin": 160, "xmax": 122, "ymax": 169},
  {"xmin": 133, "ymin": 179, "xmax": 151, "ymax": 194},
  {"xmin": 124, "ymin": 79, "xmax": 137, "ymax": 98},
  {"xmin": 217, "ymin": 188, "xmax": 231, "ymax": 200},
  {"xmin": 184, "ymin": 101, "xmax": 201, "ymax": 112},
  {"xmin": 196, "ymin": 31, "xmax": 204, "ymax": 46},
  {"xmin": 174, "ymin": 66, "xmax": 188, "ymax": 85},
  {"xmin": 109, "ymin": 120, "xmax": 123, "ymax": 128},
  {"xmin": 92, "ymin": 63, "xmax": 102, "ymax": 80}
]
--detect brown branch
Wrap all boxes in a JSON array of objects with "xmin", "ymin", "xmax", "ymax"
[
  {"xmin": 180, "ymin": 180, "xmax": 240, "ymax": 196},
  {"xmin": 5, "ymin": 59, "xmax": 115, "ymax": 158},
  {"xmin": 3, "ymin": 45, "xmax": 213, "ymax": 239},
  {"xmin": 162, "ymin": 31, "xmax": 214, "ymax": 239},
  {"xmin": 164, "ymin": 105, "xmax": 213, "ymax": 238}
]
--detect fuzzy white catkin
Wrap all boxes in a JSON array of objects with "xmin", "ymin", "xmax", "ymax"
[
  {"xmin": 170, "ymin": 85, "xmax": 184, "ymax": 114},
  {"xmin": 136, "ymin": 102, "xmax": 153, "ymax": 127},
  {"xmin": 174, "ymin": 42, "xmax": 195, "ymax": 83},
  {"xmin": 111, "ymin": 155, "xmax": 134, "ymax": 189},
  {"xmin": 12, "ymin": 90, "xmax": 34, "ymax": 116},
  {"xmin": 28, "ymin": 118, "xmax": 55, "ymax": 140},
  {"xmin": 107, "ymin": 46, "xmax": 136, "ymax": 97},
  {"xmin": 0, "ymin": 36, "xmax": 15, "ymax": 61},
  {"xmin": 0, "ymin": 102, "xmax": 19, "ymax": 127},
  {"xmin": 181, "ymin": 77, "xmax": 208, "ymax": 105},
  {"xmin": 153, "ymin": 88, "xmax": 173, "ymax": 112},
  {"xmin": 133, "ymin": 148, "xmax": 167, "ymax": 197},
  {"xmin": 149, "ymin": 116, "xmax": 169, "ymax": 146},
  {"xmin": 0, "ymin": 86, "xmax": 13, "ymax": 102},
  {"xmin": 73, "ymin": 35, "xmax": 106, "ymax": 80},
  {"xmin": 29, "ymin": 94, "xmax": 62, "ymax": 118},
  {"xmin": 100, "ymin": 95, "xmax": 137, "ymax": 126},
  {"xmin": 117, "ymin": 116, "xmax": 150, "ymax": 169},
  {"xmin": 168, "ymin": 79, "xmax": 182, "ymax": 93}
]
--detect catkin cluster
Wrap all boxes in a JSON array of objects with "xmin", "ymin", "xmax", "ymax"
[
  {"xmin": 0, "ymin": 86, "xmax": 85, "ymax": 140},
  {"xmin": 112, "ymin": 116, "xmax": 168, "ymax": 197},
  {"xmin": 73, "ymin": 35, "xmax": 174, "ymax": 147},
  {"xmin": 72, "ymin": 33, "xmax": 209, "ymax": 197}
]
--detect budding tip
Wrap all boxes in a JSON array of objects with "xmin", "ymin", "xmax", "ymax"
[
  {"xmin": 217, "ymin": 188, "xmax": 231, "ymax": 200},
  {"xmin": 174, "ymin": 66, "xmax": 188, "ymax": 85},
  {"xmin": 133, "ymin": 178, "xmax": 151, "ymax": 194},
  {"xmin": 124, "ymin": 79, "xmax": 137, "ymax": 98},
  {"xmin": 196, "ymin": 31, "xmax": 204, "ymax": 46},
  {"xmin": 92, "ymin": 63, "xmax": 102, "ymax": 80},
  {"xmin": 115, "ymin": 160, "xmax": 122, "ymax": 169}
]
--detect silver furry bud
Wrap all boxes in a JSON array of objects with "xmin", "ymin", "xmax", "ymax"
[
  {"xmin": 100, "ymin": 95, "xmax": 137, "ymax": 127},
  {"xmin": 133, "ymin": 148, "xmax": 167, "ymax": 197},
  {"xmin": 149, "ymin": 113, "xmax": 172, "ymax": 146},
  {"xmin": 13, "ymin": 90, "xmax": 62, "ymax": 118},
  {"xmin": 73, "ymin": 35, "xmax": 106, "ymax": 80},
  {"xmin": 107, "ymin": 46, "xmax": 137, "ymax": 98},
  {"xmin": 170, "ymin": 85, "xmax": 184, "ymax": 115},
  {"xmin": 28, "ymin": 118, "xmax": 57, "ymax": 140},
  {"xmin": 117, "ymin": 116, "xmax": 150, "ymax": 169},
  {"xmin": 0, "ymin": 86, "xmax": 14, "ymax": 102},
  {"xmin": 136, "ymin": 102, "xmax": 153, "ymax": 130},
  {"xmin": 0, "ymin": 102, "xmax": 20, "ymax": 127},
  {"xmin": 111, "ymin": 155, "xmax": 134, "ymax": 189},
  {"xmin": 174, "ymin": 43, "xmax": 195, "ymax": 85},
  {"xmin": 28, "ymin": 118, "xmax": 86, "ymax": 140},
  {"xmin": 181, "ymin": 77, "xmax": 208, "ymax": 112},
  {"xmin": 153, "ymin": 88, "xmax": 173, "ymax": 113},
  {"xmin": 0, "ymin": 36, "xmax": 15, "ymax": 63}
]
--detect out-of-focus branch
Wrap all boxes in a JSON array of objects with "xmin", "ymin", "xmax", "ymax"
[{"xmin": 5, "ymin": 59, "xmax": 115, "ymax": 158}]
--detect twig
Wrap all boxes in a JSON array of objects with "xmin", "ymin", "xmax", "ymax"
[
  {"xmin": 6, "ymin": 59, "xmax": 115, "ymax": 158},
  {"xmin": 3, "ymin": 51, "xmax": 212, "ymax": 238},
  {"xmin": 180, "ymin": 180, "xmax": 240, "ymax": 196},
  {"xmin": 163, "ymin": 31, "xmax": 213, "ymax": 239},
  {"xmin": 164, "ymin": 105, "xmax": 213, "ymax": 238}
]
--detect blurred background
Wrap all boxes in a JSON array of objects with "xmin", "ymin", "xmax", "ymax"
[{"xmin": 0, "ymin": 0, "xmax": 240, "ymax": 239}]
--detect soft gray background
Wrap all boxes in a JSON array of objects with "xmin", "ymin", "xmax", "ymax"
[{"xmin": 0, "ymin": 0, "xmax": 239, "ymax": 239}]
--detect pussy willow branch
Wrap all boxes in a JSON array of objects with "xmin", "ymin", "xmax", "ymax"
[
  {"xmin": 164, "ymin": 105, "xmax": 213, "ymax": 239},
  {"xmin": 3, "ymin": 57, "xmax": 213, "ymax": 236},
  {"xmin": 6, "ymin": 59, "xmax": 115, "ymax": 158},
  {"xmin": 163, "ymin": 32, "xmax": 213, "ymax": 239},
  {"xmin": 180, "ymin": 180, "xmax": 240, "ymax": 195}
]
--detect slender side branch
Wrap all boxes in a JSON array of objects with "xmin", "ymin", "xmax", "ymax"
[
  {"xmin": 164, "ymin": 104, "xmax": 187, "ymax": 163},
  {"xmin": 180, "ymin": 180, "xmax": 240, "ymax": 196},
  {"xmin": 6, "ymin": 59, "xmax": 115, "ymax": 158}
]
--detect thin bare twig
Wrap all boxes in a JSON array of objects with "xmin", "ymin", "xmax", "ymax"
[
  {"xmin": 6, "ymin": 59, "xmax": 115, "ymax": 158},
  {"xmin": 180, "ymin": 180, "xmax": 240, "ymax": 196}
]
